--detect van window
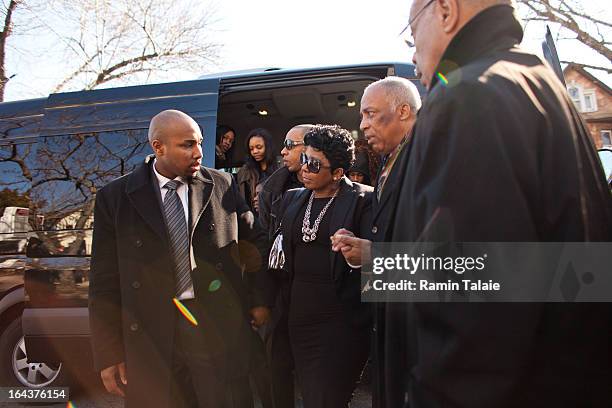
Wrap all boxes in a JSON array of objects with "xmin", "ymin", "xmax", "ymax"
[
  {"xmin": 28, "ymin": 129, "xmax": 150, "ymax": 256},
  {"xmin": 0, "ymin": 139, "xmax": 37, "ymax": 254}
]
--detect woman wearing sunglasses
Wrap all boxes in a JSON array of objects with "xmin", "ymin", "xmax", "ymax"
[
  {"xmin": 237, "ymin": 128, "xmax": 279, "ymax": 210},
  {"xmin": 279, "ymin": 124, "xmax": 373, "ymax": 407}
]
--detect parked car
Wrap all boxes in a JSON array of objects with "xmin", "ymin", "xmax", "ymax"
[
  {"xmin": 0, "ymin": 205, "xmax": 69, "ymax": 387},
  {"xmin": 598, "ymin": 148, "xmax": 612, "ymax": 188},
  {"xmin": 0, "ymin": 62, "xmax": 421, "ymax": 387}
]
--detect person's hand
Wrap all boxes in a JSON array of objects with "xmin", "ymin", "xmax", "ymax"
[
  {"xmin": 100, "ymin": 362, "xmax": 127, "ymax": 397},
  {"xmin": 249, "ymin": 306, "xmax": 271, "ymax": 329},
  {"xmin": 331, "ymin": 228, "xmax": 371, "ymax": 268},
  {"xmin": 331, "ymin": 228, "xmax": 355, "ymax": 251},
  {"xmin": 240, "ymin": 211, "xmax": 255, "ymax": 229}
]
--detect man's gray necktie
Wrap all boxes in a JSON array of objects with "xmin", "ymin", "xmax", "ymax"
[{"xmin": 163, "ymin": 179, "xmax": 192, "ymax": 296}]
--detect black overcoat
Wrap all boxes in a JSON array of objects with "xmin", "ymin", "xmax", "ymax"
[
  {"xmin": 379, "ymin": 5, "xmax": 612, "ymax": 408},
  {"xmin": 368, "ymin": 144, "xmax": 408, "ymax": 243},
  {"xmin": 89, "ymin": 159, "xmax": 269, "ymax": 408},
  {"xmin": 368, "ymin": 141, "xmax": 411, "ymax": 406}
]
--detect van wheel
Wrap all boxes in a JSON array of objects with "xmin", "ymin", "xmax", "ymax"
[{"xmin": 0, "ymin": 317, "xmax": 67, "ymax": 387}]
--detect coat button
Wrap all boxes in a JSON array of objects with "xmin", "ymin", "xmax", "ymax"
[
  {"xmin": 209, "ymin": 223, "xmax": 215, "ymax": 231},
  {"xmin": 132, "ymin": 281, "xmax": 141, "ymax": 289},
  {"xmin": 215, "ymin": 262, "xmax": 223, "ymax": 271},
  {"xmin": 134, "ymin": 239, "xmax": 143, "ymax": 248},
  {"xmin": 130, "ymin": 323, "xmax": 139, "ymax": 331},
  {"xmin": 371, "ymin": 226, "xmax": 378, "ymax": 234}
]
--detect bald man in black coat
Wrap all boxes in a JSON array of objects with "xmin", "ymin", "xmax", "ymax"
[
  {"xmin": 381, "ymin": 1, "xmax": 612, "ymax": 407},
  {"xmin": 89, "ymin": 110, "xmax": 271, "ymax": 408}
]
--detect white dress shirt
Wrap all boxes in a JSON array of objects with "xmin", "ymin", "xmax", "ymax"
[{"xmin": 153, "ymin": 159, "xmax": 195, "ymax": 300}]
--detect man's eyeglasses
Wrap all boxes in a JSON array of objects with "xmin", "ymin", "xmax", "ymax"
[
  {"xmin": 399, "ymin": 0, "xmax": 435, "ymax": 36},
  {"xmin": 283, "ymin": 139, "xmax": 304, "ymax": 151},
  {"xmin": 300, "ymin": 152, "xmax": 331, "ymax": 174}
]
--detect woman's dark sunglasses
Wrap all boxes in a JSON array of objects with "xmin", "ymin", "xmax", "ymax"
[
  {"xmin": 283, "ymin": 139, "xmax": 304, "ymax": 150},
  {"xmin": 300, "ymin": 152, "xmax": 331, "ymax": 174}
]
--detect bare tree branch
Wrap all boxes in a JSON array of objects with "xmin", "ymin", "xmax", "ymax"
[
  {"xmin": 517, "ymin": 0, "xmax": 611, "ymax": 72},
  {"xmin": 0, "ymin": 142, "xmax": 32, "ymax": 181},
  {"xmin": 0, "ymin": 0, "xmax": 221, "ymax": 98},
  {"xmin": 554, "ymin": 0, "xmax": 612, "ymax": 29},
  {"xmin": 50, "ymin": 0, "xmax": 221, "ymax": 92},
  {"xmin": 85, "ymin": 51, "xmax": 158, "ymax": 89},
  {"xmin": 52, "ymin": 50, "xmax": 101, "ymax": 93}
]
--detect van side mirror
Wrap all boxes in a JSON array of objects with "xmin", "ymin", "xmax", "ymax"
[{"xmin": 598, "ymin": 148, "xmax": 612, "ymax": 187}]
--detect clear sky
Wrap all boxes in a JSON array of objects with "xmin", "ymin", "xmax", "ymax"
[{"xmin": 4, "ymin": 0, "xmax": 611, "ymax": 102}]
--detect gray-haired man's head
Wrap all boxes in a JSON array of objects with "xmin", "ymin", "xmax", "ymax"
[{"xmin": 360, "ymin": 76, "xmax": 421, "ymax": 155}]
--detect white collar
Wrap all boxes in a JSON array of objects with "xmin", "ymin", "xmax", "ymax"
[{"xmin": 152, "ymin": 158, "xmax": 184, "ymax": 188}]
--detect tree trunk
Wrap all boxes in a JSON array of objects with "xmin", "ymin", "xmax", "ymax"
[{"xmin": 0, "ymin": 0, "xmax": 20, "ymax": 102}]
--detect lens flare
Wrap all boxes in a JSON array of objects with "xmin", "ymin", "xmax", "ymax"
[
  {"xmin": 67, "ymin": 402, "xmax": 76, "ymax": 408},
  {"xmin": 173, "ymin": 298, "xmax": 198, "ymax": 326},
  {"xmin": 437, "ymin": 72, "xmax": 449, "ymax": 86},
  {"xmin": 208, "ymin": 279, "xmax": 222, "ymax": 292}
]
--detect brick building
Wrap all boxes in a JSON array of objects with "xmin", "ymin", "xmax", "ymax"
[{"xmin": 563, "ymin": 63, "xmax": 612, "ymax": 148}]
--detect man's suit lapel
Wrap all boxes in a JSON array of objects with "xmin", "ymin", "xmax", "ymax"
[
  {"xmin": 126, "ymin": 161, "xmax": 168, "ymax": 242},
  {"xmin": 372, "ymin": 144, "xmax": 408, "ymax": 226},
  {"xmin": 188, "ymin": 168, "xmax": 214, "ymax": 235},
  {"xmin": 372, "ymin": 176, "xmax": 394, "ymax": 225}
]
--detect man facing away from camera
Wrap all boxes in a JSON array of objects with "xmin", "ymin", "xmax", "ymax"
[
  {"xmin": 381, "ymin": 0, "xmax": 612, "ymax": 407},
  {"xmin": 89, "ymin": 109, "xmax": 271, "ymax": 408}
]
